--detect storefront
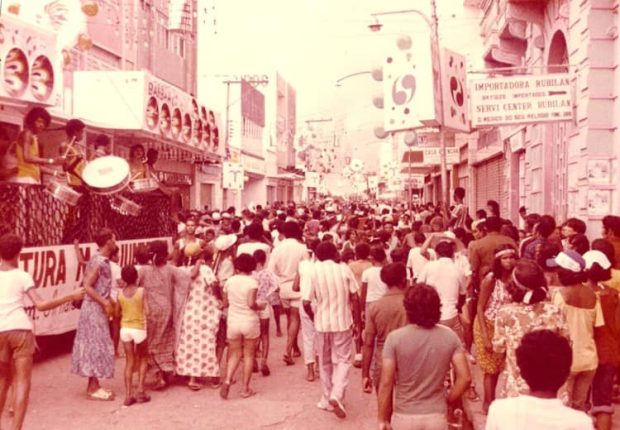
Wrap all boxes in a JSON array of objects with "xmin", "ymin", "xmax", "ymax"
[
  {"xmin": 73, "ymin": 70, "xmax": 223, "ymax": 209},
  {"xmin": 241, "ymin": 151, "xmax": 267, "ymax": 208}
]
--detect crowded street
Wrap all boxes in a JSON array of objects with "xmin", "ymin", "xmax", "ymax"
[{"xmin": 1, "ymin": 1, "xmax": 620, "ymax": 430}]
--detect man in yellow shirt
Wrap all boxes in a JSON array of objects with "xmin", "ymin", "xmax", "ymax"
[{"xmin": 59, "ymin": 119, "xmax": 86, "ymax": 187}]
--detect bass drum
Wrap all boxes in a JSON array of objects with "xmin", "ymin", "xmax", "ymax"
[{"xmin": 82, "ymin": 156, "xmax": 130, "ymax": 195}]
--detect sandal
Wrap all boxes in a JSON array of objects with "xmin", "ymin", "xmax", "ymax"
[
  {"xmin": 136, "ymin": 392, "xmax": 151, "ymax": 403},
  {"xmin": 87, "ymin": 388, "xmax": 115, "ymax": 401},
  {"xmin": 466, "ymin": 386, "xmax": 480, "ymax": 401},
  {"xmin": 219, "ymin": 382, "xmax": 230, "ymax": 400},
  {"xmin": 188, "ymin": 382, "xmax": 202, "ymax": 391},
  {"xmin": 151, "ymin": 379, "xmax": 167, "ymax": 391},
  {"xmin": 240, "ymin": 389, "xmax": 257, "ymax": 399},
  {"xmin": 283, "ymin": 354, "xmax": 294, "ymax": 366},
  {"xmin": 123, "ymin": 397, "xmax": 136, "ymax": 407}
]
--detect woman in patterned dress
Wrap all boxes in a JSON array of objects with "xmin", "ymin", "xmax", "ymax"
[
  {"xmin": 473, "ymin": 244, "xmax": 517, "ymax": 413},
  {"xmin": 176, "ymin": 250, "xmax": 222, "ymax": 390},
  {"xmin": 71, "ymin": 228, "xmax": 117, "ymax": 400},
  {"xmin": 141, "ymin": 240, "xmax": 187, "ymax": 390},
  {"xmin": 492, "ymin": 259, "xmax": 569, "ymax": 399}
]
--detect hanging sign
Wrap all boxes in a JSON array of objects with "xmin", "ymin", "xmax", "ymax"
[
  {"xmin": 304, "ymin": 172, "xmax": 321, "ymax": 189},
  {"xmin": 470, "ymin": 73, "xmax": 572, "ymax": 127},
  {"xmin": 441, "ymin": 48, "xmax": 470, "ymax": 132},
  {"xmin": 423, "ymin": 148, "xmax": 459, "ymax": 165},
  {"xmin": 223, "ymin": 162, "xmax": 244, "ymax": 190}
]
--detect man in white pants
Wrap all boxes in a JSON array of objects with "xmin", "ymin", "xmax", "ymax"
[{"xmin": 303, "ymin": 241, "xmax": 361, "ymax": 419}]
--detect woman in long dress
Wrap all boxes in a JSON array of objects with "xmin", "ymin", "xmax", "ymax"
[
  {"xmin": 176, "ymin": 250, "xmax": 222, "ymax": 390},
  {"xmin": 140, "ymin": 240, "xmax": 187, "ymax": 389}
]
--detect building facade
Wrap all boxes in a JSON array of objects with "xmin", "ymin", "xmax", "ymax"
[{"xmin": 470, "ymin": 0, "xmax": 620, "ymax": 231}]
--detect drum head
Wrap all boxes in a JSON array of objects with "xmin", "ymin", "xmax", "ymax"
[{"xmin": 82, "ymin": 156, "xmax": 130, "ymax": 189}]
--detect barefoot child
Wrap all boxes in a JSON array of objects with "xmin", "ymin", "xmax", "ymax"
[{"xmin": 115, "ymin": 265, "xmax": 150, "ymax": 406}]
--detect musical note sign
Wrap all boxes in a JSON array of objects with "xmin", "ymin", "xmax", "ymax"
[
  {"xmin": 383, "ymin": 40, "xmax": 436, "ymax": 132},
  {"xmin": 223, "ymin": 162, "xmax": 244, "ymax": 190}
]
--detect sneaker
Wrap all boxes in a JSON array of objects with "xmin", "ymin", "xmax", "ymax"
[
  {"xmin": 329, "ymin": 397, "xmax": 347, "ymax": 419},
  {"xmin": 317, "ymin": 401, "xmax": 334, "ymax": 412}
]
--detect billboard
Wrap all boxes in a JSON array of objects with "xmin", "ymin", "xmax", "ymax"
[
  {"xmin": 441, "ymin": 48, "xmax": 470, "ymax": 132},
  {"xmin": 470, "ymin": 74, "xmax": 572, "ymax": 127},
  {"xmin": 241, "ymin": 79, "xmax": 265, "ymax": 127}
]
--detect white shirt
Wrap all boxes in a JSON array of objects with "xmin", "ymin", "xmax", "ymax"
[
  {"xmin": 110, "ymin": 261, "xmax": 122, "ymax": 301},
  {"xmin": 406, "ymin": 247, "xmax": 436, "ymax": 281},
  {"xmin": 268, "ymin": 238, "xmax": 309, "ymax": 300},
  {"xmin": 0, "ymin": 268, "xmax": 35, "ymax": 332},
  {"xmin": 361, "ymin": 266, "xmax": 388, "ymax": 303},
  {"xmin": 417, "ymin": 257, "xmax": 466, "ymax": 320},
  {"xmin": 486, "ymin": 396, "xmax": 593, "ymax": 430},
  {"xmin": 304, "ymin": 260, "xmax": 358, "ymax": 332},
  {"xmin": 224, "ymin": 274, "xmax": 259, "ymax": 322}
]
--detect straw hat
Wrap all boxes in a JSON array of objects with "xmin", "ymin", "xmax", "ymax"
[{"xmin": 214, "ymin": 234, "xmax": 238, "ymax": 251}]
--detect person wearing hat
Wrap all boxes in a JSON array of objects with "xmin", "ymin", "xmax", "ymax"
[
  {"xmin": 549, "ymin": 250, "xmax": 603, "ymax": 411},
  {"xmin": 583, "ymin": 249, "xmax": 620, "ymax": 429}
]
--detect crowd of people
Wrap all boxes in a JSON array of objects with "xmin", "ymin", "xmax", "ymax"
[{"xmin": 3, "ymin": 187, "xmax": 620, "ymax": 429}]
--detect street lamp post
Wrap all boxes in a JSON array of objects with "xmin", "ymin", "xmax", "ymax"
[
  {"xmin": 370, "ymin": 0, "xmax": 450, "ymax": 210},
  {"xmin": 404, "ymin": 131, "xmax": 418, "ymax": 211}
]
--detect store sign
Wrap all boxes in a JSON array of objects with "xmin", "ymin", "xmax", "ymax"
[
  {"xmin": 223, "ymin": 162, "xmax": 244, "ymax": 190},
  {"xmin": 20, "ymin": 237, "xmax": 171, "ymax": 335},
  {"xmin": 388, "ymin": 175, "xmax": 404, "ymax": 191},
  {"xmin": 368, "ymin": 176, "xmax": 379, "ymax": 191},
  {"xmin": 154, "ymin": 171, "xmax": 193, "ymax": 186},
  {"xmin": 242, "ymin": 153, "xmax": 266, "ymax": 175},
  {"xmin": 383, "ymin": 40, "xmax": 436, "ymax": 132},
  {"xmin": 241, "ymin": 80, "xmax": 265, "ymax": 127},
  {"xmin": 74, "ymin": 71, "xmax": 222, "ymax": 154},
  {"xmin": 470, "ymin": 74, "xmax": 573, "ymax": 127},
  {"xmin": 423, "ymin": 148, "xmax": 459, "ymax": 165},
  {"xmin": 405, "ymin": 174, "xmax": 426, "ymax": 188}
]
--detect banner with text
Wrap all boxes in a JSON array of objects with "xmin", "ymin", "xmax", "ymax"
[
  {"xmin": 470, "ymin": 73, "xmax": 572, "ymax": 127},
  {"xmin": 423, "ymin": 148, "xmax": 459, "ymax": 165},
  {"xmin": 21, "ymin": 237, "xmax": 172, "ymax": 336}
]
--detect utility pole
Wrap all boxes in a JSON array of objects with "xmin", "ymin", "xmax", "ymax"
[{"xmin": 430, "ymin": 0, "xmax": 450, "ymax": 210}]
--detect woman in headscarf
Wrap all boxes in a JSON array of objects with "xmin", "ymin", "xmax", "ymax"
[
  {"xmin": 140, "ymin": 240, "xmax": 188, "ymax": 389},
  {"xmin": 492, "ymin": 259, "xmax": 568, "ymax": 398}
]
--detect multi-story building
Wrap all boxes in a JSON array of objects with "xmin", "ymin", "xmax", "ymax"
[
  {"xmin": 469, "ymin": 0, "xmax": 619, "ymax": 231},
  {"xmin": 0, "ymin": 0, "xmax": 220, "ymax": 211}
]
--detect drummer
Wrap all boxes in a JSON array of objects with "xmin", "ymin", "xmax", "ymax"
[
  {"xmin": 59, "ymin": 119, "xmax": 86, "ymax": 187},
  {"xmin": 92, "ymin": 134, "xmax": 111, "ymax": 159},
  {"xmin": 128, "ymin": 144, "xmax": 148, "ymax": 180},
  {"xmin": 14, "ymin": 107, "xmax": 64, "ymax": 184}
]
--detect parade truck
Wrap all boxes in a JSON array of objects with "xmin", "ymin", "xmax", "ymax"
[{"xmin": 0, "ymin": 181, "xmax": 175, "ymax": 342}]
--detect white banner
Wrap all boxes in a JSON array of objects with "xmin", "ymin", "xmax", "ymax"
[
  {"xmin": 223, "ymin": 162, "xmax": 244, "ymax": 190},
  {"xmin": 470, "ymin": 73, "xmax": 572, "ymax": 127},
  {"xmin": 383, "ymin": 41, "xmax": 436, "ymax": 132},
  {"xmin": 423, "ymin": 147, "xmax": 459, "ymax": 165},
  {"xmin": 21, "ymin": 237, "xmax": 172, "ymax": 336},
  {"xmin": 441, "ymin": 48, "xmax": 470, "ymax": 132}
]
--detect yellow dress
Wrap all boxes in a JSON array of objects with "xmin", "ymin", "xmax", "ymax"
[
  {"xmin": 15, "ymin": 134, "xmax": 41, "ymax": 183},
  {"xmin": 63, "ymin": 144, "xmax": 85, "ymax": 186}
]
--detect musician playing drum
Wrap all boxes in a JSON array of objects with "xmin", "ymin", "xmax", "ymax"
[
  {"xmin": 59, "ymin": 119, "xmax": 86, "ymax": 187},
  {"xmin": 128, "ymin": 144, "xmax": 148, "ymax": 180},
  {"xmin": 15, "ymin": 107, "xmax": 64, "ymax": 184}
]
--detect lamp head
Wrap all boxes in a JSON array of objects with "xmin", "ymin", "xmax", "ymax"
[{"xmin": 368, "ymin": 19, "xmax": 382, "ymax": 32}]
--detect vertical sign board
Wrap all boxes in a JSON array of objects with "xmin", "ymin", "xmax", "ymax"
[
  {"xmin": 383, "ymin": 40, "xmax": 436, "ymax": 132},
  {"xmin": 223, "ymin": 162, "xmax": 244, "ymax": 190},
  {"xmin": 469, "ymin": 74, "xmax": 572, "ymax": 127},
  {"xmin": 241, "ymin": 80, "xmax": 265, "ymax": 127},
  {"xmin": 304, "ymin": 172, "xmax": 321, "ymax": 189},
  {"xmin": 368, "ymin": 176, "xmax": 379, "ymax": 192},
  {"xmin": 441, "ymin": 48, "xmax": 470, "ymax": 132}
]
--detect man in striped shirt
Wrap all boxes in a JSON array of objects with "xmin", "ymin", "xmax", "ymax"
[{"xmin": 302, "ymin": 241, "xmax": 362, "ymax": 419}]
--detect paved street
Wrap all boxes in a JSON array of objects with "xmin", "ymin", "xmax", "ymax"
[{"xmin": 1, "ymin": 331, "xmax": 377, "ymax": 430}]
